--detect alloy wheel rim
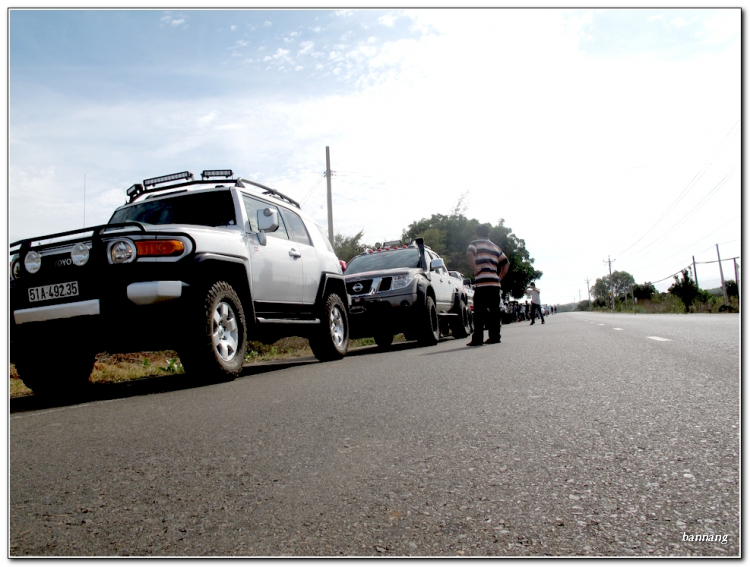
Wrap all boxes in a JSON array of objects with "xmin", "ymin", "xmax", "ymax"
[
  {"xmin": 212, "ymin": 301, "xmax": 239, "ymax": 361},
  {"xmin": 330, "ymin": 306, "xmax": 345, "ymax": 347}
]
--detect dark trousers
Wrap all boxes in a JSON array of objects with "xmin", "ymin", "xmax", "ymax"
[
  {"xmin": 530, "ymin": 302, "xmax": 545, "ymax": 323},
  {"xmin": 472, "ymin": 286, "xmax": 501, "ymax": 343}
]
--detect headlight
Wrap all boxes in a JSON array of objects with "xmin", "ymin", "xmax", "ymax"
[
  {"xmin": 71, "ymin": 243, "xmax": 90, "ymax": 266},
  {"xmin": 392, "ymin": 274, "xmax": 415, "ymax": 290},
  {"xmin": 110, "ymin": 240, "xmax": 135, "ymax": 264},
  {"xmin": 24, "ymin": 251, "xmax": 41, "ymax": 274},
  {"xmin": 10, "ymin": 257, "xmax": 20, "ymax": 280}
]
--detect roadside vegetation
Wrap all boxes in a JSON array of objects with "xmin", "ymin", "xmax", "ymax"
[
  {"xmin": 10, "ymin": 335, "xmax": 404, "ymax": 398},
  {"xmin": 573, "ymin": 269, "xmax": 740, "ymax": 314}
]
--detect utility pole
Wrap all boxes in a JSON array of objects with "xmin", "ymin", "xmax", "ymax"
[
  {"xmin": 585, "ymin": 277, "xmax": 591, "ymax": 304},
  {"xmin": 83, "ymin": 174, "xmax": 86, "ymax": 227},
  {"xmin": 604, "ymin": 256, "xmax": 615, "ymax": 312},
  {"xmin": 716, "ymin": 244, "xmax": 728, "ymax": 304},
  {"xmin": 692, "ymin": 255, "xmax": 699, "ymax": 288},
  {"xmin": 325, "ymin": 146, "xmax": 334, "ymax": 246},
  {"xmin": 579, "ymin": 289, "xmax": 581, "ymax": 302}
]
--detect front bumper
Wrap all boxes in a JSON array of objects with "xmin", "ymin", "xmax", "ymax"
[{"xmin": 348, "ymin": 290, "xmax": 419, "ymax": 338}]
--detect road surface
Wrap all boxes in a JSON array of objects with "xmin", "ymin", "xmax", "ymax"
[{"xmin": 10, "ymin": 312, "xmax": 740, "ymax": 556}]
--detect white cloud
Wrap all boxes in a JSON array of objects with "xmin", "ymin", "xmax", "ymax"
[
  {"xmin": 378, "ymin": 14, "xmax": 397, "ymax": 28},
  {"xmin": 235, "ymin": 40, "xmax": 248, "ymax": 47},
  {"xmin": 335, "ymin": 10, "xmax": 354, "ymax": 17},
  {"xmin": 298, "ymin": 41, "xmax": 314, "ymax": 56},
  {"xmin": 263, "ymin": 21, "xmax": 271, "ymax": 28},
  {"xmin": 159, "ymin": 12, "xmax": 188, "ymax": 29},
  {"xmin": 700, "ymin": 11, "xmax": 740, "ymax": 45},
  {"xmin": 647, "ymin": 14, "xmax": 663, "ymax": 22},
  {"xmin": 311, "ymin": 26, "xmax": 322, "ymax": 33},
  {"xmin": 670, "ymin": 16, "xmax": 689, "ymax": 29},
  {"xmin": 295, "ymin": 66, "xmax": 304, "ymax": 71},
  {"xmin": 231, "ymin": 25, "xmax": 237, "ymax": 31}
]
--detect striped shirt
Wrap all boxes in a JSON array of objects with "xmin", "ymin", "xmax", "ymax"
[{"xmin": 467, "ymin": 238, "xmax": 508, "ymax": 287}]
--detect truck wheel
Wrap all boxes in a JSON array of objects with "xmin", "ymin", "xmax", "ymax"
[
  {"xmin": 417, "ymin": 296, "xmax": 440, "ymax": 346},
  {"xmin": 180, "ymin": 281, "xmax": 247, "ymax": 381},
  {"xmin": 309, "ymin": 293, "xmax": 349, "ymax": 362},
  {"xmin": 451, "ymin": 299, "xmax": 472, "ymax": 339},
  {"xmin": 15, "ymin": 343, "xmax": 94, "ymax": 398},
  {"xmin": 374, "ymin": 331, "xmax": 393, "ymax": 349}
]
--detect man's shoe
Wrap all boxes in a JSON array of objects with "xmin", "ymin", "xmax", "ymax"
[
  {"xmin": 541, "ymin": 320, "xmax": 545, "ymax": 324},
  {"xmin": 484, "ymin": 338, "xmax": 501, "ymax": 344},
  {"xmin": 530, "ymin": 322, "xmax": 534, "ymax": 325},
  {"xmin": 466, "ymin": 341, "xmax": 483, "ymax": 347}
]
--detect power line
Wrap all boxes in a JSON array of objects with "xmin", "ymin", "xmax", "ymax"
[
  {"xmin": 624, "ymin": 163, "xmax": 739, "ymax": 260},
  {"xmin": 616, "ymin": 119, "xmax": 739, "ymax": 257},
  {"xmin": 300, "ymin": 173, "xmax": 325, "ymax": 206}
]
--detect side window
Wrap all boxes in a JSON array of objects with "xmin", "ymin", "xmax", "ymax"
[
  {"xmin": 241, "ymin": 194, "xmax": 289, "ymax": 240},
  {"xmin": 279, "ymin": 208, "xmax": 312, "ymax": 246}
]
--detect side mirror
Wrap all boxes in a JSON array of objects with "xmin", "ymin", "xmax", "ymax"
[
  {"xmin": 430, "ymin": 258, "xmax": 446, "ymax": 272},
  {"xmin": 463, "ymin": 278, "xmax": 471, "ymax": 286},
  {"xmin": 258, "ymin": 208, "xmax": 279, "ymax": 233}
]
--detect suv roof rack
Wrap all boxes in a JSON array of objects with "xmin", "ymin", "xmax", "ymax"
[
  {"xmin": 126, "ymin": 169, "xmax": 236, "ymax": 203},
  {"xmin": 236, "ymin": 178, "xmax": 300, "ymax": 209}
]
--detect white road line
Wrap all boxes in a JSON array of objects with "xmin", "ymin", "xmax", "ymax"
[
  {"xmin": 647, "ymin": 336, "xmax": 672, "ymax": 342},
  {"xmin": 613, "ymin": 328, "xmax": 624, "ymax": 331},
  {"xmin": 598, "ymin": 324, "xmax": 605, "ymax": 326}
]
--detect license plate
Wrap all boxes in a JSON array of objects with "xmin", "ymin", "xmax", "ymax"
[{"xmin": 28, "ymin": 281, "xmax": 79, "ymax": 303}]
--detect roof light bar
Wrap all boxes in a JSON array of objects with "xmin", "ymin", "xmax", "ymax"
[
  {"xmin": 126, "ymin": 184, "xmax": 143, "ymax": 197},
  {"xmin": 143, "ymin": 171, "xmax": 194, "ymax": 188},
  {"xmin": 202, "ymin": 169, "xmax": 233, "ymax": 179}
]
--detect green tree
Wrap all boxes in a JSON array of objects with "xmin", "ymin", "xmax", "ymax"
[
  {"xmin": 401, "ymin": 197, "xmax": 541, "ymax": 299},
  {"xmin": 333, "ymin": 230, "xmax": 367, "ymax": 263},
  {"xmin": 633, "ymin": 282, "xmax": 657, "ymax": 300},
  {"xmin": 591, "ymin": 271, "xmax": 636, "ymax": 303},
  {"xmin": 668, "ymin": 269, "xmax": 706, "ymax": 312},
  {"xmin": 725, "ymin": 279, "xmax": 739, "ymax": 297}
]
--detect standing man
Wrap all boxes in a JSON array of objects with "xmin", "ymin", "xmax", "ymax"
[
  {"xmin": 526, "ymin": 282, "xmax": 545, "ymax": 325},
  {"xmin": 466, "ymin": 224, "xmax": 509, "ymax": 346}
]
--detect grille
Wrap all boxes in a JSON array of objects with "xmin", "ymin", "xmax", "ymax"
[
  {"xmin": 379, "ymin": 277, "xmax": 392, "ymax": 292},
  {"xmin": 347, "ymin": 279, "xmax": 372, "ymax": 295}
]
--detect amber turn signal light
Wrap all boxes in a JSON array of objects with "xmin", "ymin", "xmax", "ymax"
[{"xmin": 135, "ymin": 240, "xmax": 185, "ymax": 256}]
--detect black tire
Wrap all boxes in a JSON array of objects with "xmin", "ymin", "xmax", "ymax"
[
  {"xmin": 374, "ymin": 331, "xmax": 393, "ymax": 349},
  {"xmin": 15, "ymin": 342, "xmax": 94, "ymax": 399},
  {"xmin": 309, "ymin": 293, "xmax": 349, "ymax": 362},
  {"xmin": 403, "ymin": 330, "xmax": 417, "ymax": 341},
  {"xmin": 451, "ymin": 299, "xmax": 472, "ymax": 339},
  {"xmin": 417, "ymin": 296, "xmax": 440, "ymax": 346},
  {"xmin": 179, "ymin": 281, "xmax": 247, "ymax": 381}
]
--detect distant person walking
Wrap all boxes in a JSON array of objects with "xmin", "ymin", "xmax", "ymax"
[
  {"xmin": 526, "ymin": 282, "xmax": 545, "ymax": 325},
  {"xmin": 466, "ymin": 224, "xmax": 509, "ymax": 346}
]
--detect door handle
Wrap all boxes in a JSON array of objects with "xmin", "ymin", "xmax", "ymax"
[{"xmin": 289, "ymin": 248, "xmax": 302, "ymax": 258}]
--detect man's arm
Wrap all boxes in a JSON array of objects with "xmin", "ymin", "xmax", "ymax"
[
  {"xmin": 499, "ymin": 261, "xmax": 510, "ymax": 281},
  {"xmin": 466, "ymin": 249, "xmax": 477, "ymax": 276}
]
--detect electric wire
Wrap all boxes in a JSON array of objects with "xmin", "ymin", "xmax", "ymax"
[
  {"xmin": 624, "ymin": 163, "xmax": 739, "ymax": 260},
  {"xmin": 300, "ymin": 173, "xmax": 326, "ymax": 206},
  {"xmin": 616, "ymin": 119, "xmax": 740, "ymax": 258}
]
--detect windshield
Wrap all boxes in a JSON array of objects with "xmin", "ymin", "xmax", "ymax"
[
  {"xmin": 109, "ymin": 189, "xmax": 236, "ymax": 227},
  {"xmin": 345, "ymin": 248, "xmax": 420, "ymax": 275}
]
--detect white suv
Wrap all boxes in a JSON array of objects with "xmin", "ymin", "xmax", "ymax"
[{"xmin": 10, "ymin": 170, "xmax": 349, "ymax": 396}]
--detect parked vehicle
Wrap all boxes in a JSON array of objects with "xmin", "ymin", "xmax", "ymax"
[
  {"xmin": 10, "ymin": 169, "xmax": 349, "ymax": 396},
  {"xmin": 448, "ymin": 270, "xmax": 475, "ymax": 312},
  {"xmin": 344, "ymin": 239, "xmax": 472, "ymax": 348}
]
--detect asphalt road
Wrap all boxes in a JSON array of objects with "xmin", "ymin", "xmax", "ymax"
[{"xmin": 10, "ymin": 312, "xmax": 740, "ymax": 557}]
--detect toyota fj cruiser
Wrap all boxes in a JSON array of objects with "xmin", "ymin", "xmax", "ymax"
[
  {"xmin": 343, "ymin": 239, "xmax": 473, "ymax": 348},
  {"xmin": 10, "ymin": 169, "xmax": 349, "ymax": 396}
]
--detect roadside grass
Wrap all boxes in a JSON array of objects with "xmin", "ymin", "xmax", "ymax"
[
  {"xmin": 583, "ymin": 295, "xmax": 740, "ymax": 314},
  {"xmin": 10, "ymin": 334, "xmax": 406, "ymax": 398}
]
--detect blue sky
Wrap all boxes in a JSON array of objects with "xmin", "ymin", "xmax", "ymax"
[{"xmin": 8, "ymin": 8, "xmax": 741, "ymax": 304}]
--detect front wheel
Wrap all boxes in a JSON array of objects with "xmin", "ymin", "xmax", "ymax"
[
  {"xmin": 309, "ymin": 293, "xmax": 349, "ymax": 362},
  {"xmin": 451, "ymin": 299, "xmax": 472, "ymax": 339},
  {"xmin": 179, "ymin": 281, "xmax": 247, "ymax": 381},
  {"xmin": 417, "ymin": 296, "xmax": 440, "ymax": 346}
]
